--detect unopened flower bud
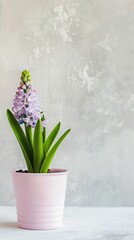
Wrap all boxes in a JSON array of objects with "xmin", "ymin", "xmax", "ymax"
[
  {"xmin": 26, "ymin": 81, "xmax": 31, "ymax": 86},
  {"xmin": 22, "ymin": 84, "xmax": 27, "ymax": 90},
  {"xmin": 21, "ymin": 70, "xmax": 31, "ymax": 83}
]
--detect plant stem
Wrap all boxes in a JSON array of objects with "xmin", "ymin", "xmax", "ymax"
[{"xmin": 33, "ymin": 119, "xmax": 44, "ymax": 172}]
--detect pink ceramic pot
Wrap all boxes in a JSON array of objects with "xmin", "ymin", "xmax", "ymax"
[{"xmin": 12, "ymin": 168, "xmax": 68, "ymax": 230}]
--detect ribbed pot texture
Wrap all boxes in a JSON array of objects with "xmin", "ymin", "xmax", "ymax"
[{"xmin": 12, "ymin": 169, "xmax": 68, "ymax": 230}]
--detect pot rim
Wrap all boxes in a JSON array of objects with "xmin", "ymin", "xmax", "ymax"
[{"xmin": 11, "ymin": 168, "xmax": 68, "ymax": 176}]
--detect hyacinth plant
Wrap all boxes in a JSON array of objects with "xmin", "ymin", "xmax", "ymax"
[{"xmin": 7, "ymin": 70, "xmax": 71, "ymax": 173}]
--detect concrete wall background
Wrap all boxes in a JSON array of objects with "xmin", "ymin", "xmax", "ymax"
[{"xmin": 1, "ymin": 0, "xmax": 134, "ymax": 206}]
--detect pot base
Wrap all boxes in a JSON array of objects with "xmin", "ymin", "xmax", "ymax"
[
  {"xmin": 18, "ymin": 222, "xmax": 62, "ymax": 230},
  {"xmin": 16, "ymin": 205, "xmax": 64, "ymax": 230}
]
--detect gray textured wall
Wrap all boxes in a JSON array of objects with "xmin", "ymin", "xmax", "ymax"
[{"xmin": 0, "ymin": 0, "xmax": 134, "ymax": 206}]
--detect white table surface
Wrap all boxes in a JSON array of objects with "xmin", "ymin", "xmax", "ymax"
[{"xmin": 1, "ymin": 207, "xmax": 134, "ymax": 240}]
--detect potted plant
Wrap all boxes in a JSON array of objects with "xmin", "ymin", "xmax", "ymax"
[{"xmin": 7, "ymin": 70, "xmax": 71, "ymax": 230}]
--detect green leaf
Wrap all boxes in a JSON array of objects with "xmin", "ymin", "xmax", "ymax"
[
  {"xmin": 19, "ymin": 142, "xmax": 33, "ymax": 173},
  {"xmin": 40, "ymin": 128, "xmax": 71, "ymax": 173},
  {"xmin": 42, "ymin": 127, "xmax": 46, "ymax": 143},
  {"xmin": 6, "ymin": 109, "xmax": 33, "ymax": 172},
  {"xmin": 25, "ymin": 125, "xmax": 33, "ymax": 151},
  {"xmin": 44, "ymin": 122, "xmax": 61, "ymax": 155},
  {"xmin": 33, "ymin": 119, "xmax": 44, "ymax": 172}
]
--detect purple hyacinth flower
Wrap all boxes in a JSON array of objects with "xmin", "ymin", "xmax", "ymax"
[{"xmin": 12, "ymin": 71, "xmax": 46, "ymax": 128}]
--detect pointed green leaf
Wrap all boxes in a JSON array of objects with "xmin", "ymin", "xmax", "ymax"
[
  {"xmin": 33, "ymin": 119, "xmax": 44, "ymax": 172},
  {"xmin": 6, "ymin": 109, "xmax": 33, "ymax": 172},
  {"xmin": 40, "ymin": 128, "xmax": 71, "ymax": 173},
  {"xmin": 44, "ymin": 122, "xmax": 61, "ymax": 155}
]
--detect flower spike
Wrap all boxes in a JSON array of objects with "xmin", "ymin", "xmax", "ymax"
[{"xmin": 12, "ymin": 70, "xmax": 46, "ymax": 128}]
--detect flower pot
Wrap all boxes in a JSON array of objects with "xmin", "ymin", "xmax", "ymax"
[{"xmin": 12, "ymin": 168, "xmax": 68, "ymax": 230}]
